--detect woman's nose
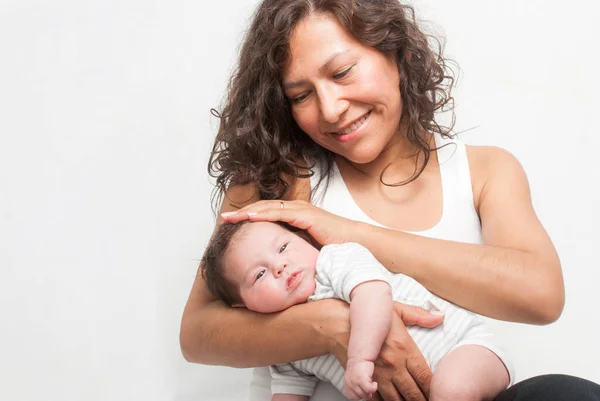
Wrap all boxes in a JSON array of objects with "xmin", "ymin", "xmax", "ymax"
[{"xmin": 318, "ymin": 85, "xmax": 349, "ymax": 124}]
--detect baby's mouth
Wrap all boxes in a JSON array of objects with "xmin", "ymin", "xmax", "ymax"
[{"xmin": 287, "ymin": 272, "xmax": 301, "ymax": 290}]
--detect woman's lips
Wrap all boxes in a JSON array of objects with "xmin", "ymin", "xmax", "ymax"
[{"xmin": 330, "ymin": 111, "xmax": 371, "ymax": 143}]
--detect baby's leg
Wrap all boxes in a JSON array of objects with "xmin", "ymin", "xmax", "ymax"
[{"xmin": 430, "ymin": 344, "xmax": 510, "ymax": 401}]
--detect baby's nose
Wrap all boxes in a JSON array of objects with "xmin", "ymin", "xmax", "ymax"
[{"xmin": 275, "ymin": 264, "xmax": 288, "ymax": 277}]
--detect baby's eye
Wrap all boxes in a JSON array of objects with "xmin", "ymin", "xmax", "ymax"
[
  {"xmin": 279, "ymin": 243, "xmax": 288, "ymax": 253},
  {"xmin": 255, "ymin": 270, "xmax": 265, "ymax": 281}
]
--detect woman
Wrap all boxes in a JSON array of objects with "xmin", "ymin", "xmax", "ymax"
[{"xmin": 180, "ymin": 0, "xmax": 600, "ymax": 400}]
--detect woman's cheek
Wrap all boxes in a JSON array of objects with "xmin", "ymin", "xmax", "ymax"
[{"xmin": 293, "ymin": 107, "xmax": 318, "ymax": 137}]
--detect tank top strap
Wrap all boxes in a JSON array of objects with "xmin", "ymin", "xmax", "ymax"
[
  {"xmin": 436, "ymin": 135, "xmax": 476, "ymax": 211},
  {"xmin": 434, "ymin": 134, "xmax": 482, "ymax": 243}
]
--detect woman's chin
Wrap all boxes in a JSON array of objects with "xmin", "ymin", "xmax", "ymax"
[{"xmin": 340, "ymin": 150, "xmax": 383, "ymax": 166}]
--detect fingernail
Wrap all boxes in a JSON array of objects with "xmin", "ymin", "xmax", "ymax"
[
  {"xmin": 430, "ymin": 310, "xmax": 445, "ymax": 316},
  {"xmin": 426, "ymin": 300, "xmax": 441, "ymax": 311},
  {"xmin": 221, "ymin": 212, "xmax": 236, "ymax": 217},
  {"xmin": 248, "ymin": 212, "xmax": 258, "ymax": 216}
]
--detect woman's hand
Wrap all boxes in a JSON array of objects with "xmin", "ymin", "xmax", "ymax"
[
  {"xmin": 221, "ymin": 199, "xmax": 359, "ymax": 245},
  {"xmin": 327, "ymin": 301, "xmax": 444, "ymax": 401},
  {"xmin": 371, "ymin": 303, "xmax": 442, "ymax": 401}
]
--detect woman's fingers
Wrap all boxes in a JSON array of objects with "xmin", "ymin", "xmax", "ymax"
[
  {"xmin": 370, "ymin": 392, "xmax": 383, "ymax": 401},
  {"xmin": 391, "ymin": 303, "xmax": 434, "ymax": 398},
  {"xmin": 391, "ymin": 372, "xmax": 426, "ymax": 401},
  {"xmin": 374, "ymin": 372, "xmax": 406, "ymax": 401},
  {"xmin": 393, "ymin": 302, "xmax": 445, "ymax": 328},
  {"xmin": 220, "ymin": 199, "xmax": 358, "ymax": 245},
  {"xmin": 405, "ymin": 354, "xmax": 433, "ymax": 398},
  {"xmin": 221, "ymin": 200, "xmax": 302, "ymax": 223},
  {"xmin": 372, "ymin": 308, "xmax": 433, "ymax": 401}
]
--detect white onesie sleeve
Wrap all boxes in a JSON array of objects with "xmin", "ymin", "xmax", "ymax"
[{"xmin": 309, "ymin": 242, "xmax": 392, "ymax": 303}]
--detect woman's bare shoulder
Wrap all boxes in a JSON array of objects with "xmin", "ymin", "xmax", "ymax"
[
  {"xmin": 220, "ymin": 184, "xmax": 261, "ymax": 213},
  {"xmin": 284, "ymin": 174, "xmax": 312, "ymax": 202},
  {"xmin": 465, "ymin": 145, "xmax": 524, "ymax": 212}
]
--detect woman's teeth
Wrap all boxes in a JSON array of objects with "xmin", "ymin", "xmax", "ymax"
[{"xmin": 337, "ymin": 112, "xmax": 370, "ymax": 135}]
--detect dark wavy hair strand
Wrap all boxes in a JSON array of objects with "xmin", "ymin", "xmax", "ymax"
[{"xmin": 208, "ymin": 0, "xmax": 457, "ymax": 212}]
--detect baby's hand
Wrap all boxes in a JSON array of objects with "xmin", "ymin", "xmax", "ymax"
[{"xmin": 344, "ymin": 358, "xmax": 377, "ymax": 400}]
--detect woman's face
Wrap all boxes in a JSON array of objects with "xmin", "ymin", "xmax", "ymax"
[{"xmin": 282, "ymin": 13, "xmax": 403, "ymax": 165}]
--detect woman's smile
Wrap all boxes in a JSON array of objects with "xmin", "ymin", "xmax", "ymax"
[
  {"xmin": 329, "ymin": 110, "xmax": 372, "ymax": 143},
  {"xmin": 284, "ymin": 13, "xmax": 402, "ymax": 165}
]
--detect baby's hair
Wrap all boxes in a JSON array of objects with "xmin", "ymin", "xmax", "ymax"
[
  {"xmin": 201, "ymin": 221, "xmax": 249, "ymax": 306},
  {"xmin": 201, "ymin": 220, "xmax": 320, "ymax": 307}
]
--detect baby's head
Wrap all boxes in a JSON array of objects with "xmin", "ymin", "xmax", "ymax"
[{"xmin": 202, "ymin": 221, "xmax": 320, "ymax": 313}]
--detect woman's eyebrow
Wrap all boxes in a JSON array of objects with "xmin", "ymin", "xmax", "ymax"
[
  {"xmin": 318, "ymin": 50, "xmax": 350, "ymax": 73},
  {"xmin": 283, "ymin": 50, "xmax": 350, "ymax": 90}
]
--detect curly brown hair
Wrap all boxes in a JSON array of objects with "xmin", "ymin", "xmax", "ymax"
[{"xmin": 208, "ymin": 0, "xmax": 456, "ymax": 211}]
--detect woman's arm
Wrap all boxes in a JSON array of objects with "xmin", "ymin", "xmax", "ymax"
[
  {"xmin": 181, "ymin": 180, "xmax": 445, "ymax": 401},
  {"xmin": 180, "ymin": 183, "xmax": 337, "ymax": 366},
  {"xmin": 180, "ymin": 278, "xmax": 340, "ymax": 366},
  {"xmin": 221, "ymin": 147, "xmax": 564, "ymax": 324},
  {"xmin": 358, "ymin": 147, "xmax": 564, "ymax": 324}
]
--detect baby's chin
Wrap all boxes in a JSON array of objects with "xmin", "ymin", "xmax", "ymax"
[{"xmin": 246, "ymin": 297, "xmax": 309, "ymax": 314}]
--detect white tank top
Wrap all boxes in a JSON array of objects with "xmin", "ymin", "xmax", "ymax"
[
  {"xmin": 310, "ymin": 134, "xmax": 482, "ymax": 244},
  {"xmin": 248, "ymin": 134, "xmax": 484, "ymax": 401}
]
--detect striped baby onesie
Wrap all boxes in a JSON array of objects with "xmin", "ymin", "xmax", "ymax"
[{"xmin": 270, "ymin": 242, "xmax": 514, "ymax": 397}]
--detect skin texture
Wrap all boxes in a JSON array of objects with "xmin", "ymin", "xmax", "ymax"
[
  {"xmin": 223, "ymin": 222, "xmax": 320, "ymax": 313},
  {"xmin": 182, "ymin": 12, "xmax": 564, "ymax": 401},
  {"xmin": 282, "ymin": 13, "xmax": 403, "ymax": 166}
]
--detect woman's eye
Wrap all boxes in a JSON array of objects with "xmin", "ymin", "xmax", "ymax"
[
  {"xmin": 333, "ymin": 67, "xmax": 352, "ymax": 80},
  {"xmin": 255, "ymin": 270, "xmax": 265, "ymax": 281},
  {"xmin": 291, "ymin": 93, "xmax": 309, "ymax": 104},
  {"xmin": 279, "ymin": 243, "xmax": 288, "ymax": 253}
]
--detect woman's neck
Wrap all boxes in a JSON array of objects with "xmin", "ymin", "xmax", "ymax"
[{"xmin": 336, "ymin": 131, "xmax": 436, "ymax": 184}]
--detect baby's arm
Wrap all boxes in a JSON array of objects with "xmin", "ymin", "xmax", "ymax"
[
  {"xmin": 272, "ymin": 394, "xmax": 309, "ymax": 401},
  {"xmin": 345, "ymin": 280, "xmax": 393, "ymax": 400}
]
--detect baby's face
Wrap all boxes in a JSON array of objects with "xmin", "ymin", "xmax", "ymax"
[{"xmin": 223, "ymin": 222, "xmax": 320, "ymax": 313}]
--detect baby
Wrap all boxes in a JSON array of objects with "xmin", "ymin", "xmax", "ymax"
[{"xmin": 202, "ymin": 221, "xmax": 513, "ymax": 401}]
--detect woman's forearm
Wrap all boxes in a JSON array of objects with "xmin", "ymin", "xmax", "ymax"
[
  {"xmin": 355, "ymin": 223, "xmax": 563, "ymax": 324},
  {"xmin": 180, "ymin": 281, "xmax": 346, "ymax": 367}
]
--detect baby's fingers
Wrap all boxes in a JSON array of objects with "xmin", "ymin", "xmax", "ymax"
[
  {"xmin": 345, "ymin": 380, "xmax": 377, "ymax": 400},
  {"xmin": 344, "ymin": 386, "xmax": 362, "ymax": 401},
  {"xmin": 357, "ymin": 380, "xmax": 377, "ymax": 399}
]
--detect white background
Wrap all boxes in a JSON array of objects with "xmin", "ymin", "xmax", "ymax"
[{"xmin": 1, "ymin": 1, "xmax": 599, "ymax": 400}]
